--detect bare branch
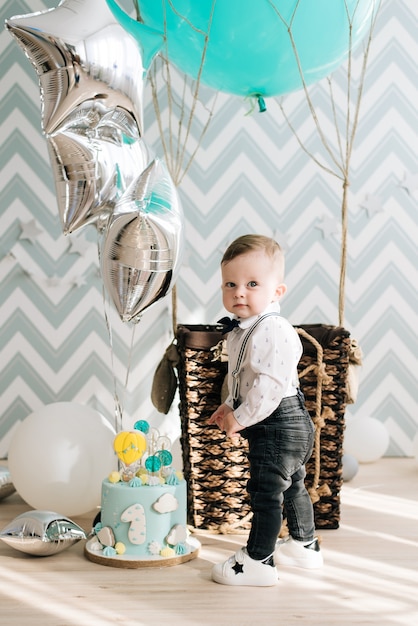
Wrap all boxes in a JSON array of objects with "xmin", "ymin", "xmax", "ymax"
[{"xmin": 271, "ymin": 0, "xmax": 382, "ymax": 324}]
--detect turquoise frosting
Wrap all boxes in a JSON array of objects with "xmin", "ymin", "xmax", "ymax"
[
  {"xmin": 166, "ymin": 472, "xmax": 179, "ymax": 486},
  {"xmin": 128, "ymin": 476, "xmax": 142, "ymax": 488},
  {"xmin": 175, "ymin": 542, "xmax": 187, "ymax": 555}
]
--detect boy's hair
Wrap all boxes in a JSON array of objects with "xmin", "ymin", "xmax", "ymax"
[{"xmin": 221, "ymin": 234, "xmax": 285, "ymax": 281}]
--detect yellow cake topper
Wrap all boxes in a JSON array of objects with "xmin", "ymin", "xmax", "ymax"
[{"xmin": 113, "ymin": 431, "xmax": 147, "ymax": 466}]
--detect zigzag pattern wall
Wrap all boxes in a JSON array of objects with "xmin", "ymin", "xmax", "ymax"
[{"xmin": 1, "ymin": 0, "xmax": 417, "ymax": 457}]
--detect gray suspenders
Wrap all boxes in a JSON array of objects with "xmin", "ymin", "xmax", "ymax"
[{"xmin": 231, "ymin": 312, "xmax": 280, "ymax": 409}]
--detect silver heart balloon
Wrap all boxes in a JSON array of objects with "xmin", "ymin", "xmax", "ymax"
[
  {"xmin": 0, "ymin": 510, "xmax": 86, "ymax": 556},
  {"xmin": 0, "ymin": 467, "xmax": 15, "ymax": 501},
  {"xmin": 5, "ymin": 0, "xmax": 158, "ymax": 234},
  {"xmin": 100, "ymin": 158, "xmax": 184, "ymax": 323}
]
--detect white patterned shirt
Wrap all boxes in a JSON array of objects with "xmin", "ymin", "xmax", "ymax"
[{"xmin": 224, "ymin": 302, "xmax": 302, "ymax": 428}]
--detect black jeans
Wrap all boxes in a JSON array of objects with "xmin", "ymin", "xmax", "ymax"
[{"xmin": 241, "ymin": 389, "xmax": 315, "ymax": 561}]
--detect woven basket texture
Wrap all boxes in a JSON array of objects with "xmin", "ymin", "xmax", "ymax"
[{"xmin": 176, "ymin": 323, "xmax": 350, "ymax": 532}]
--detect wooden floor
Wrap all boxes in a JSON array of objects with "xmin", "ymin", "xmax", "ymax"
[{"xmin": 1, "ymin": 458, "xmax": 417, "ymax": 625}]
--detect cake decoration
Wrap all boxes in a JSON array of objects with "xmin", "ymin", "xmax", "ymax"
[
  {"xmin": 121, "ymin": 504, "xmax": 146, "ymax": 545},
  {"xmin": 84, "ymin": 419, "xmax": 200, "ymax": 568},
  {"xmin": 167, "ymin": 524, "xmax": 188, "ymax": 546},
  {"xmin": 153, "ymin": 493, "xmax": 179, "ymax": 513},
  {"xmin": 175, "ymin": 543, "xmax": 187, "ymax": 556},
  {"xmin": 113, "ymin": 430, "xmax": 147, "ymax": 481},
  {"xmin": 166, "ymin": 472, "xmax": 180, "ymax": 486},
  {"xmin": 108, "ymin": 471, "xmax": 121, "ymax": 484},
  {"xmin": 128, "ymin": 476, "xmax": 142, "ymax": 488},
  {"xmin": 133, "ymin": 420, "xmax": 150, "ymax": 434},
  {"xmin": 115, "ymin": 542, "xmax": 126, "ymax": 555},
  {"xmin": 96, "ymin": 526, "xmax": 115, "ymax": 547},
  {"xmin": 148, "ymin": 540, "xmax": 161, "ymax": 555}
]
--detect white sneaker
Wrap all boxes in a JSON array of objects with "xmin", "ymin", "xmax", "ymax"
[
  {"xmin": 212, "ymin": 547, "xmax": 279, "ymax": 586},
  {"xmin": 275, "ymin": 537, "xmax": 323, "ymax": 569}
]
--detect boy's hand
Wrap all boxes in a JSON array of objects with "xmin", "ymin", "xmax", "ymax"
[
  {"xmin": 208, "ymin": 404, "xmax": 243, "ymax": 440},
  {"xmin": 208, "ymin": 403, "xmax": 228, "ymax": 430}
]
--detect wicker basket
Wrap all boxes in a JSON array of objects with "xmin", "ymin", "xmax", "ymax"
[
  {"xmin": 296, "ymin": 324, "xmax": 351, "ymax": 529},
  {"xmin": 177, "ymin": 323, "xmax": 350, "ymax": 532}
]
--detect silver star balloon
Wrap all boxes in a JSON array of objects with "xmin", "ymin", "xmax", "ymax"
[
  {"xmin": 6, "ymin": 0, "xmax": 184, "ymax": 325},
  {"xmin": 5, "ymin": 0, "xmax": 159, "ymax": 234},
  {"xmin": 0, "ymin": 510, "xmax": 86, "ymax": 556},
  {"xmin": 100, "ymin": 158, "xmax": 184, "ymax": 323}
]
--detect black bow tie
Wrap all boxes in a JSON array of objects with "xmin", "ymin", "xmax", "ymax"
[{"xmin": 218, "ymin": 316, "xmax": 240, "ymax": 334}]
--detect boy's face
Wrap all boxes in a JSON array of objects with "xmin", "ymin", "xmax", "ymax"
[{"xmin": 221, "ymin": 250, "xmax": 287, "ymax": 319}]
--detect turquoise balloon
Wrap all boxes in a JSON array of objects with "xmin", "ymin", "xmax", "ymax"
[
  {"xmin": 156, "ymin": 449, "xmax": 173, "ymax": 466},
  {"xmin": 133, "ymin": 419, "xmax": 150, "ymax": 434},
  {"xmin": 106, "ymin": 0, "xmax": 375, "ymax": 98},
  {"xmin": 145, "ymin": 455, "xmax": 161, "ymax": 472}
]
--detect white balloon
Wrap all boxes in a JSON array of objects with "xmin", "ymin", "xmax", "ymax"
[
  {"xmin": 8, "ymin": 403, "xmax": 117, "ymax": 516},
  {"xmin": 342, "ymin": 454, "xmax": 359, "ymax": 482},
  {"xmin": 344, "ymin": 416, "xmax": 389, "ymax": 463}
]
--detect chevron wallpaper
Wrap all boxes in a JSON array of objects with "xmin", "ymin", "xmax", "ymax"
[{"xmin": 0, "ymin": 0, "xmax": 417, "ymax": 459}]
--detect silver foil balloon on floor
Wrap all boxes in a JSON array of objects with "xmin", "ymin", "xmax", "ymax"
[{"xmin": 0, "ymin": 510, "xmax": 86, "ymax": 556}]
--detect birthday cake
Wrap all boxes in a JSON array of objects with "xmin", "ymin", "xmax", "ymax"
[{"xmin": 85, "ymin": 422, "xmax": 199, "ymax": 568}]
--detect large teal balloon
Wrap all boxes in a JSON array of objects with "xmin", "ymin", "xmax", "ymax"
[{"xmin": 106, "ymin": 0, "xmax": 375, "ymax": 99}]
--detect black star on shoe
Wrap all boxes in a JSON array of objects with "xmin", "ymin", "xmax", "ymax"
[
  {"xmin": 304, "ymin": 538, "xmax": 320, "ymax": 552},
  {"xmin": 232, "ymin": 560, "xmax": 244, "ymax": 575}
]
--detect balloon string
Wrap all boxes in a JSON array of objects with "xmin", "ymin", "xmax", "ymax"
[
  {"xmin": 124, "ymin": 323, "xmax": 137, "ymax": 390},
  {"xmin": 98, "ymin": 239, "xmax": 123, "ymax": 432},
  {"xmin": 102, "ymin": 284, "xmax": 124, "ymax": 433}
]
